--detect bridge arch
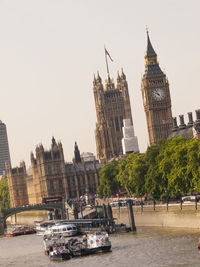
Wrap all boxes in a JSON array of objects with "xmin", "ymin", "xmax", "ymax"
[{"xmin": 0, "ymin": 203, "xmax": 65, "ymax": 234}]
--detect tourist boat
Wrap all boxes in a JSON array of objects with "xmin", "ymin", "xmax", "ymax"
[
  {"xmin": 67, "ymin": 237, "xmax": 89, "ymax": 257},
  {"xmin": 35, "ymin": 221, "xmax": 55, "ymax": 235},
  {"xmin": 5, "ymin": 225, "xmax": 36, "ymax": 237},
  {"xmin": 67, "ymin": 232, "xmax": 111, "ymax": 256},
  {"xmin": 49, "ymin": 245, "xmax": 71, "ymax": 261},
  {"xmin": 45, "ymin": 223, "xmax": 78, "ymax": 237},
  {"xmin": 86, "ymin": 231, "xmax": 112, "ymax": 253},
  {"xmin": 43, "ymin": 234, "xmax": 71, "ymax": 260}
]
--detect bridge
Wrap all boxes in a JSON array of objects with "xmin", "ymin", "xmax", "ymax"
[{"xmin": 0, "ymin": 202, "xmax": 65, "ymax": 235}]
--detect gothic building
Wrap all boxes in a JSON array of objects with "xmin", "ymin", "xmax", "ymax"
[
  {"xmin": 30, "ymin": 137, "xmax": 68, "ymax": 204},
  {"xmin": 93, "ymin": 70, "xmax": 134, "ymax": 162},
  {"xmin": 6, "ymin": 161, "xmax": 29, "ymax": 207},
  {"xmin": 141, "ymin": 31, "xmax": 173, "ymax": 145},
  {"xmin": 7, "ymin": 138, "xmax": 103, "ymax": 207},
  {"xmin": 169, "ymin": 109, "xmax": 200, "ymax": 139}
]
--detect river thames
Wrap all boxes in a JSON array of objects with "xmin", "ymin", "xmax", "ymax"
[{"xmin": 0, "ymin": 227, "xmax": 200, "ymax": 267}]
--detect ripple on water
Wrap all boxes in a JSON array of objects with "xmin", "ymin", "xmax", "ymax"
[{"xmin": 0, "ymin": 227, "xmax": 200, "ymax": 267}]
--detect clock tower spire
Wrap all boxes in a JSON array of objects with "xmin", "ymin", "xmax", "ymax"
[{"xmin": 141, "ymin": 31, "xmax": 173, "ymax": 145}]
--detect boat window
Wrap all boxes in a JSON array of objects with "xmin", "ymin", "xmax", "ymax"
[
  {"xmin": 63, "ymin": 228, "xmax": 66, "ymax": 231},
  {"xmin": 67, "ymin": 227, "xmax": 72, "ymax": 230},
  {"xmin": 73, "ymin": 227, "xmax": 76, "ymax": 230}
]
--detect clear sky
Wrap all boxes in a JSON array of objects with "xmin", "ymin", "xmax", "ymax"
[{"xmin": 0, "ymin": 0, "xmax": 200, "ymax": 167}]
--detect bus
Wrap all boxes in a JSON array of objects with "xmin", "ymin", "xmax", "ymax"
[{"xmin": 42, "ymin": 195, "xmax": 63, "ymax": 204}]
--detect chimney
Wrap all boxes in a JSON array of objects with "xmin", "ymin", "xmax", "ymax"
[
  {"xmin": 172, "ymin": 117, "xmax": 178, "ymax": 132},
  {"xmin": 195, "ymin": 109, "xmax": 200, "ymax": 122},
  {"xmin": 179, "ymin": 115, "xmax": 186, "ymax": 129},
  {"xmin": 187, "ymin": 112, "xmax": 194, "ymax": 127}
]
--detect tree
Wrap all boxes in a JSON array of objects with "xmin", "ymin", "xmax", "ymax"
[
  {"xmin": 97, "ymin": 160, "xmax": 120, "ymax": 198},
  {"xmin": 97, "ymin": 137, "xmax": 200, "ymax": 201},
  {"xmin": 145, "ymin": 142, "xmax": 165, "ymax": 200},
  {"xmin": 0, "ymin": 177, "xmax": 10, "ymax": 209},
  {"xmin": 117, "ymin": 153, "xmax": 138, "ymax": 195}
]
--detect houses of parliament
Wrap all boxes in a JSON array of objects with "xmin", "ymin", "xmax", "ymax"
[{"xmin": 7, "ymin": 31, "xmax": 200, "ymax": 208}]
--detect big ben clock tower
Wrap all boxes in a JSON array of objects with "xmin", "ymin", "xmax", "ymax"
[{"xmin": 141, "ymin": 31, "xmax": 173, "ymax": 145}]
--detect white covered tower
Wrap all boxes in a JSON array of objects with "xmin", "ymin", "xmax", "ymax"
[{"xmin": 122, "ymin": 119, "xmax": 139, "ymax": 154}]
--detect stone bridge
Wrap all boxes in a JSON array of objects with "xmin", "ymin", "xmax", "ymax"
[{"xmin": 0, "ymin": 202, "xmax": 65, "ymax": 235}]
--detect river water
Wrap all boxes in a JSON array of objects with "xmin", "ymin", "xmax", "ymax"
[{"xmin": 0, "ymin": 227, "xmax": 200, "ymax": 267}]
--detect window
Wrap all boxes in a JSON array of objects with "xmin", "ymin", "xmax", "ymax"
[{"xmin": 115, "ymin": 117, "xmax": 120, "ymax": 131}]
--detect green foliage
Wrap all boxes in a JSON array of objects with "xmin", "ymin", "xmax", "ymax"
[
  {"xmin": 145, "ymin": 143, "xmax": 164, "ymax": 200},
  {"xmin": 97, "ymin": 160, "xmax": 120, "ymax": 198},
  {"xmin": 97, "ymin": 137, "xmax": 200, "ymax": 200},
  {"xmin": 0, "ymin": 177, "xmax": 10, "ymax": 209},
  {"xmin": 117, "ymin": 153, "xmax": 139, "ymax": 195}
]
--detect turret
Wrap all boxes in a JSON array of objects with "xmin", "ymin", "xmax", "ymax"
[
  {"xmin": 51, "ymin": 136, "xmax": 57, "ymax": 148},
  {"xmin": 117, "ymin": 71, "xmax": 121, "ymax": 83},
  {"xmin": 74, "ymin": 142, "xmax": 81, "ymax": 164},
  {"xmin": 121, "ymin": 68, "xmax": 126, "ymax": 80},
  {"xmin": 105, "ymin": 75, "xmax": 115, "ymax": 90}
]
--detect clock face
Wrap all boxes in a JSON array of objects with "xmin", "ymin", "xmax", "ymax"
[{"xmin": 152, "ymin": 88, "xmax": 165, "ymax": 101}]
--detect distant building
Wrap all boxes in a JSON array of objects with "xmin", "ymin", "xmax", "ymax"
[
  {"xmin": 169, "ymin": 109, "xmax": 200, "ymax": 140},
  {"xmin": 81, "ymin": 152, "xmax": 96, "ymax": 162},
  {"xmin": 6, "ymin": 138, "xmax": 103, "ymax": 207},
  {"xmin": 6, "ymin": 161, "xmax": 29, "ymax": 207},
  {"xmin": 93, "ymin": 70, "xmax": 134, "ymax": 162},
  {"xmin": 122, "ymin": 119, "xmax": 139, "ymax": 154},
  {"xmin": 0, "ymin": 121, "xmax": 11, "ymax": 175}
]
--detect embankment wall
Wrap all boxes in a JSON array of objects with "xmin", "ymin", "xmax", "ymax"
[{"xmin": 112, "ymin": 204, "xmax": 200, "ymax": 229}]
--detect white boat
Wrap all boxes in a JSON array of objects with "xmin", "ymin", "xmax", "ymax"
[
  {"xmin": 85, "ymin": 231, "xmax": 111, "ymax": 253},
  {"xmin": 67, "ymin": 231, "xmax": 111, "ymax": 256},
  {"xmin": 49, "ymin": 245, "xmax": 71, "ymax": 261},
  {"xmin": 43, "ymin": 234, "xmax": 64, "ymax": 255},
  {"xmin": 45, "ymin": 223, "xmax": 78, "ymax": 237},
  {"xmin": 35, "ymin": 221, "xmax": 55, "ymax": 235}
]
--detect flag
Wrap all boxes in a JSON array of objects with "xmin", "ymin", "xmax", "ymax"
[
  {"xmin": 162, "ymin": 120, "xmax": 169, "ymax": 124},
  {"xmin": 105, "ymin": 48, "xmax": 113, "ymax": 61}
]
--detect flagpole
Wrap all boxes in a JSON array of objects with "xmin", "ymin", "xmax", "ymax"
[{"xmin": 104, "ymin": 45, "xmax": 110, "ymax": 76}]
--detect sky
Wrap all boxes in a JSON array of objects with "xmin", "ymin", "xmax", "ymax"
[{"xmin": 0, "ymin": 0, "xmax": 200, "ymax": 167}]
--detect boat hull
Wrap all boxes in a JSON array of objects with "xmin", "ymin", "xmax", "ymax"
[
  {"xmin": 89, "ymin": 245, "xmax": 112, "ymax": 254},
  {"xmin": 50, "ymin": 253, "xmax": 71, "ymax": 261},
  {"xmin": 69, "ymin": 247, "xmax": 89, "ymax": 257}
]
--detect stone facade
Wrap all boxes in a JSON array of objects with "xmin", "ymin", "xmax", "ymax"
[
  {"xmin": 93, "ymin": 70, "xmax": 133, "ymax": 162},
  {"xmin": 169, "ymin": 109, "xmax": 200, "ymax": 140},
  {"xmin": 7, "ymin": 138, "xmax": 103, "ymax": 207},
  {"xmin": 6, "ymin": 161, "xmax": 29, "ymax": 208},
  {"xmin": 141, "ymin": 31, "xmax": 173, "ymax": 145}
]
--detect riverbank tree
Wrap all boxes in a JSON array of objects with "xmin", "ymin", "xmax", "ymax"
[
  {"xmin": 0, "ymin": 176, "xmax": 10, "ymax": 209},
  {"xmin": 97, "ymin": 160, "xmax": 120, "ymax": 198},
  {"xmin": 97, "ymin": 137, "xmax": 200, "ymax": 200}
]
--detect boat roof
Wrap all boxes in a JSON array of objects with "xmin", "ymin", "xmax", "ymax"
[{"xmin": 51, "ymin": 224, "xmax": 76, "ymax": 229}]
